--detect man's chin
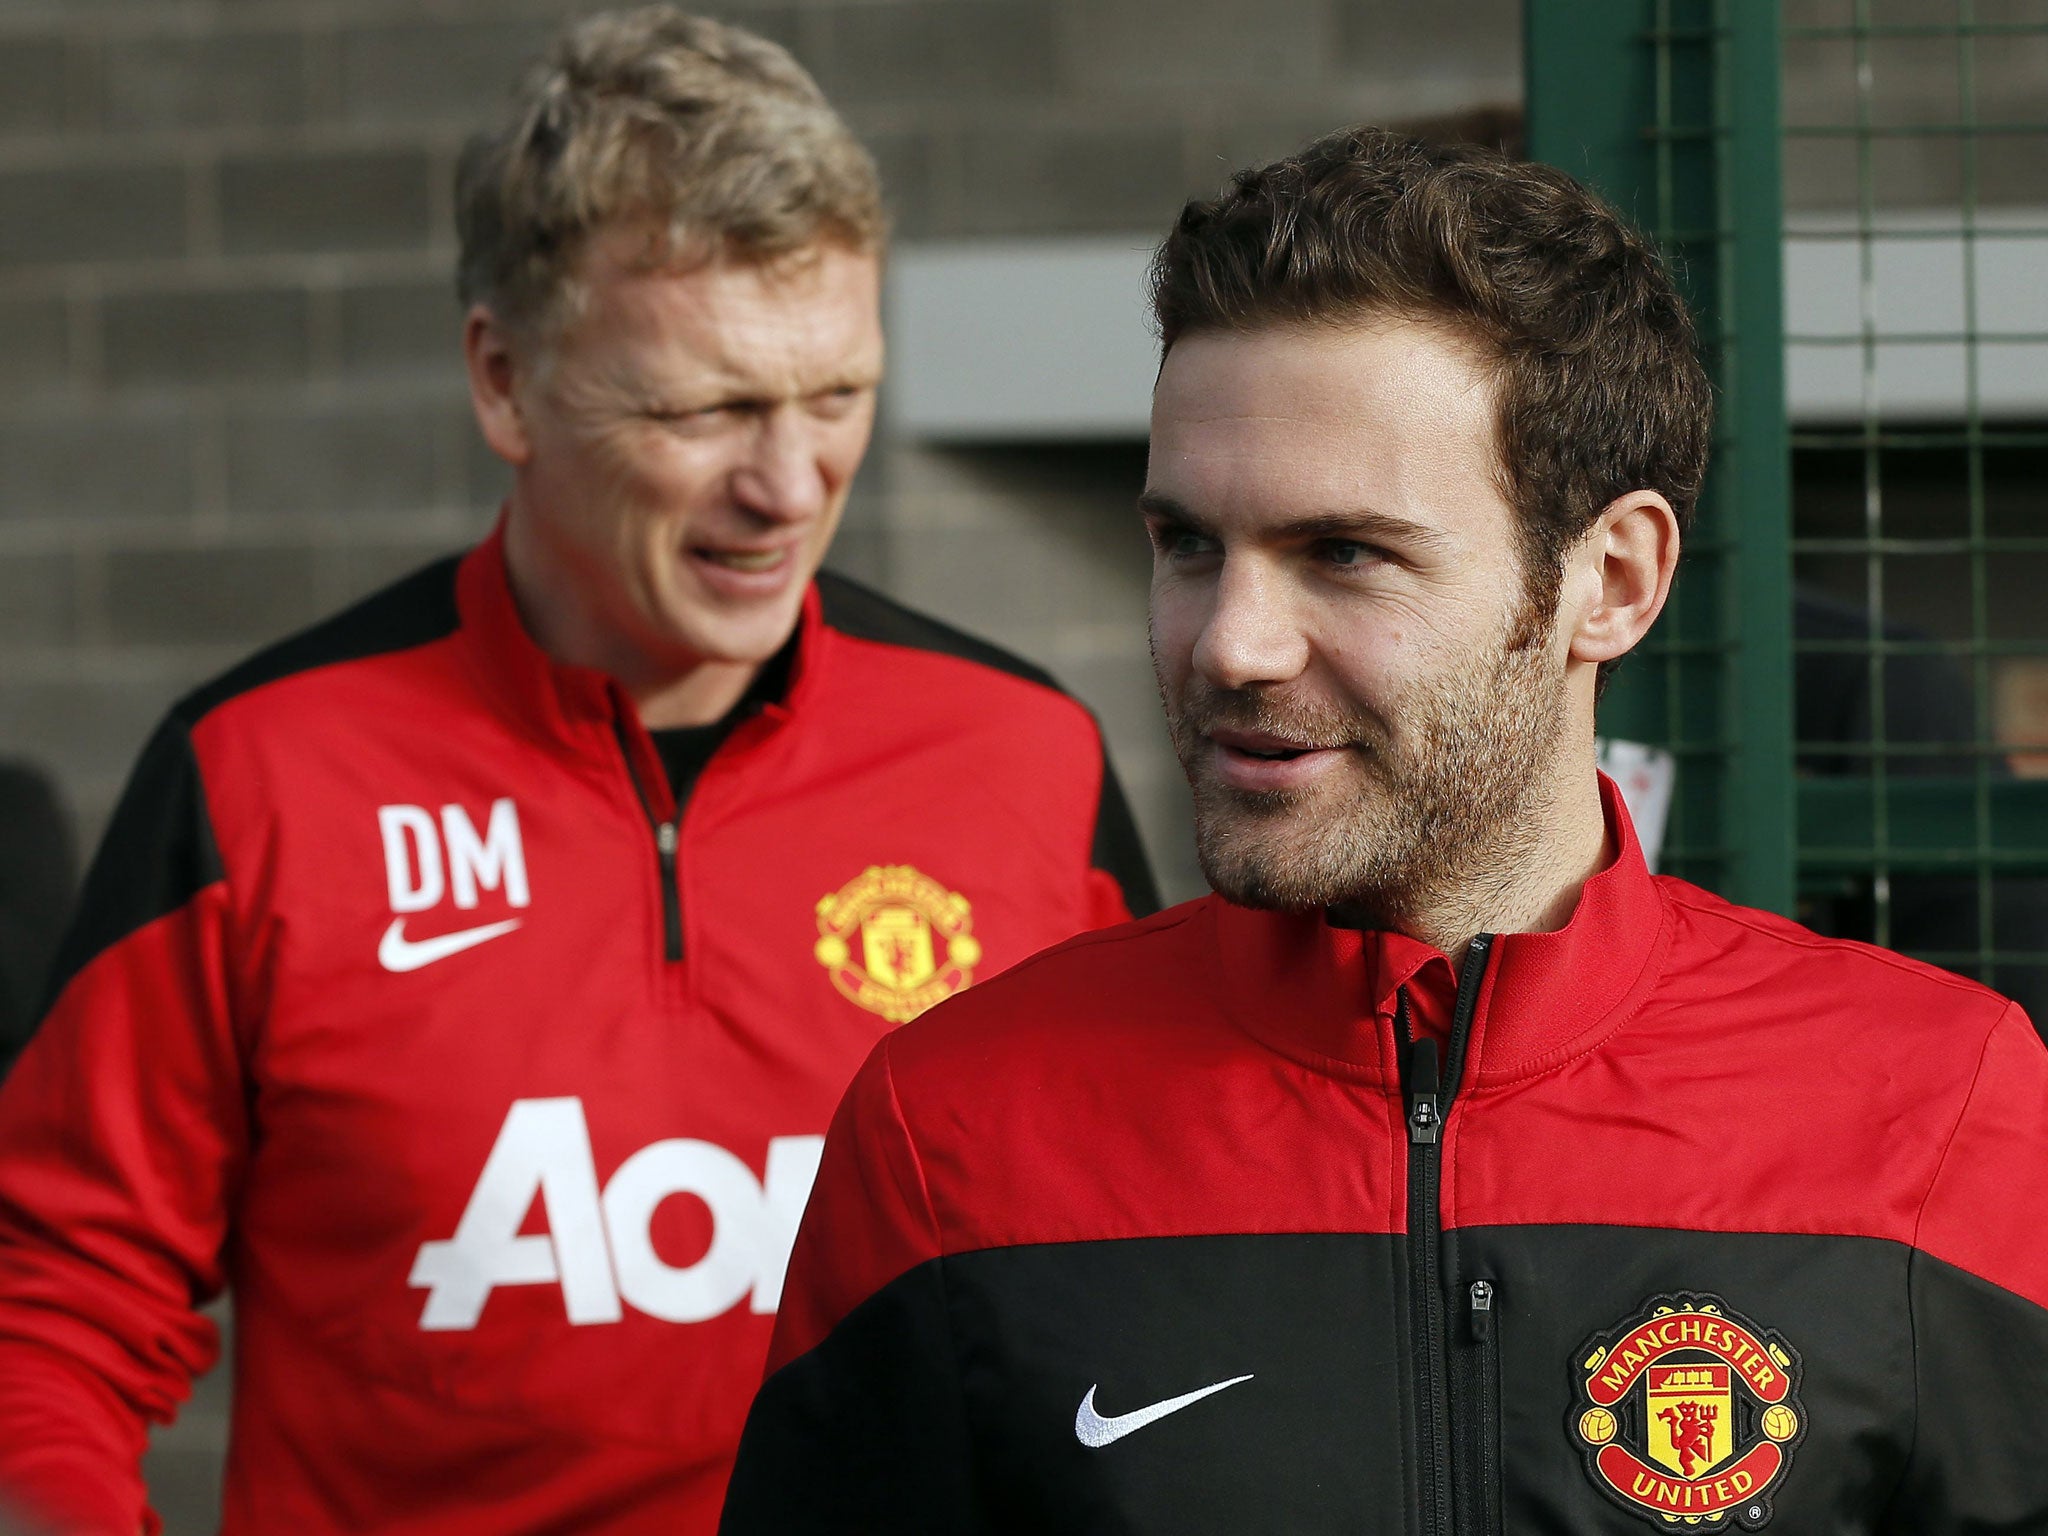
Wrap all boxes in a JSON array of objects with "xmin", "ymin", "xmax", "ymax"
[{"xmin": 652, "ymin": 596, "xmax": 806, "ymax": 668}]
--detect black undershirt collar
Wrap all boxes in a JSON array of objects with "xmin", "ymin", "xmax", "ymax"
[{"xmin": 645, "ymin": 633, "xmax": 797, "ymax": 804}]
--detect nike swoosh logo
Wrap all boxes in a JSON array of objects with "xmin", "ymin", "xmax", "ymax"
[
  {"xmin": 1074, "ymin": 1374, "xmax": 1254, "ymax": 1448},
  {"xmin": 378, "ymin": 916, "xmax": 522, "ymax": 973}
]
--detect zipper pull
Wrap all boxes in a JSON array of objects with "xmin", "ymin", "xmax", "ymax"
[
  {"xmin": 1469, "ymin": 1279, "xmax": 1494, "ymax": 1342},
  {"xmin": 656, "ymin": 821, "xmax": 678, "ymax": 860},
  {"xmin": 1407, "ymin": 1038, "xmax": 1441, "ymax": 1145}
]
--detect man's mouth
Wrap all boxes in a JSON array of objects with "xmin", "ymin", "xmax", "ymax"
[
  {"xmin": 694, "ymin": 546, "xmax": 791, "ymax": 573},
  {"xmin": 1207, "ymin": 729, "xmax": 1332, "ymax": 762}
]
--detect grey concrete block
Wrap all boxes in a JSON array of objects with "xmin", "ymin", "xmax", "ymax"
[
  {"xmin": 319, "ymin": 535, "xmax": 472, "ymax": 611},
  {"xmin": 101, "ymin": 31, "xmax": 306, "ymax": 132},
  {"xmin": 103, "ymin": 544, "xmax": 321, "ymax": 647},
  {"xmin": 1193, "ymin": 116, "xmax": 1345, "ymax": 188},
  {"xmin": 0, "ymin": 675, "xmax": 179, "ymax": 791},
  {"xmin": 0, "ymin": 294, "xmax": 72, "ymax": 395},
  {"xmin": 1054, "ymin": 651, "xmax": 1171, "ymax": 750},
  {"xmin": 102, "ymin": 286, "xmax": 310, "ymax": 389},
  {"xmin": 336, "ymin": 19, "xmax": 555, "ymax": 127},
  {"xmin": 1066, "ymin": 0, "xmax": 1332, "ymax": 96},
  {"xmin": 337, "ymin": 278, "xmax": 464, "ymax": 377},
  {"xmin": 0, "ymin": 164, "xmax": 186, "ymax": 267},
  {"xmin": 1979, "ymin": 133, "xmax": 2048, "ymax": 204},
  {"xmin": 0, "ymin": 34, "xmax": 68, "ymax": 135},
  {"xmin": 0, "ymin": 413, "xmax": 194, "ymax": 519},
  {"xmin": 957, "ymin": 122, "xmax": 1186, "ymax": 235},
  {"xmin": 862, "ymin": 127, "xmax": 939, "ymax": 240},
  {"xmin": 141, "ymin": 1301, "xmax": 232, "ymax": 1536},
  {"xmin": 0, "ymin": 551, "xmax": 77, "ymax": 644},
  {"xmin": 822, "ymin": 525, "xmax": 889, "ymax": 587},
  {"xmin": 222, "ymin": 401, "xmax": 447, "ymax": 517},
  {"xmin": 823, "ymin": 1, "xmax": 1057, "ymax": 105},
  {"xmin": 219, "ymin": 149, "xmax": 432, "ymax": 256},
  {"xmin": 1337, "ymin": 0, "xmax": 1520, "ymax": 80}
]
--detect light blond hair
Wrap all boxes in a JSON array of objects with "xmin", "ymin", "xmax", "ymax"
[{"xmin": 456, "ymin": 6, "xmax": 884, "ymax": 341}]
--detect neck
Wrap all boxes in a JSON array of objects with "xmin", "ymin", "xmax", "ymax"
[
  {"xmin": 1386, "ymin": 749, "xmax": 1612, "ymax": 970},
  {"xmin": 501, "ymin": 496, "xmax": 764, "ymax": 729}
]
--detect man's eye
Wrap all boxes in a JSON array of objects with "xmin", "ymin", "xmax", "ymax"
[
  {"xmin": 1323, "ymin": 541, "xmax": 1378, "ymax": 567},
  {"xmin": 1157, "ymin": 530, "xmax": 1217, "ymax": 559},
  {"xmin": 811, "ymin": 386, "xmax": 868, "ymax": 417}
]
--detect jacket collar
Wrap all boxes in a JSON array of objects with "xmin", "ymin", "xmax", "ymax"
[
  {"xmin": 1214, "ymin": 773, "xmax": 1669, "ymax": 1091},
  {"xmin": 452, "ymin": 521, "xmax": 826, "ymax": 776}
]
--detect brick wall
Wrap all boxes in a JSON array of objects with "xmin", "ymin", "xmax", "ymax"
[
  {"xmin": 0, "ymin": 0, "xmax": 1521, "ymax": 862},
  {"xmin": 0, "ymin": 3, "xmax": 1522, "ymax": 1525}
]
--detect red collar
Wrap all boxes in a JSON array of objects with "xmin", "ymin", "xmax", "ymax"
[
  {"xmin": 451, "ymin": 521, "xmax": 825, "ymax": 814},
  {"xmin": 1214, "ymin": 773, "xmax": 1670, "ymax": 1091}
]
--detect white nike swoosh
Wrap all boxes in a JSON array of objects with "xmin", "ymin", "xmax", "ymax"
[
  {"xmin": 377, "ymin": 916, "xmax": 522, "ymax": 973},
  {"xmin": 1074, "ymin": 1373, "xmax": 1254, "ymax": 1448}
]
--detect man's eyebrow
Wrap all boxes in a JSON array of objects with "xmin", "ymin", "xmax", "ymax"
[
  {"xmin": 1137, "ymin": 491, "xmax": 1445, "ymax": 550},
  {"xmin": 1137, "ymin": 490, "xmax": 1207, "ymax": 528},
  {"xmin": 1275, "ymin": 511, "xmax": 1447, "ymax": 549}
]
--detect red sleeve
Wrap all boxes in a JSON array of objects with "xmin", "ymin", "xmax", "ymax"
[
  {"xmin": 0, "ymin": 724, "xmax": 246, "ymax": 1536},
  {"xmin": 762, "ymin": 1036, "xmax": 941, "ymax": 1374}
]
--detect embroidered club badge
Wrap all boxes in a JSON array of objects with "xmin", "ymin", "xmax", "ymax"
[
  {"xmin": 813, "ymin": 865, "xmax": 980, "ymax": 1023},
  {"xmin": 1569, "ymin": 1293, "xmax": 1807, "ymax": 1531}
]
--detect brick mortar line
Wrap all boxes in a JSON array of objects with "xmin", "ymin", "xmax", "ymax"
[
  {"xmin": 0, "ymin": 123, "xmax": 474, "ymax": 172},
  {"xmin": 0, "ymin": 248, "xmax": 453, "ymax": 297},
  {"xmin": 0, "ymin": 0, "xmax": 639, "ymax": 43},
  {"xmin": 0, "ymin": 376, "xmax": 473, "ymax": 420},
  {"xmin": 0, "ymin": 646, "xmax": 259, "ymax": 684},
  {"xmin": 0, "ymin": 511, "xmax": 484, "ymax": 556}
]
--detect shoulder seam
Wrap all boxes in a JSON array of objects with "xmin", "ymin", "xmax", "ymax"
[
  {"xmin": 1659, "ymin": 883, "xmax": 2009, "ymax": 999},
  {"xmin": 1910, "ymin": 1001, "xmax": 2018, "ymax": 1256},
  {"xmin": 877, "ymin": 1034, "xmax": 943, "ymax": 1259}
]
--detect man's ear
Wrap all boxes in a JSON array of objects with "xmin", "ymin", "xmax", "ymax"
[
  {"xmin": 463, "ymin": 304, "xmax": 534, "ymax": 468},
  {"xmin": 1564, "ymin": 489, "xmax": 1681, "ymax": 667}
]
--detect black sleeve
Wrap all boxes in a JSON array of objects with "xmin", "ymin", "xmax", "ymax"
[
  {"xmin": 0, "ymin": 762, "xmax": 78, "ymax": 1067},
  {"xmin": 720, "ymin": 1260, "xmax": 991, "ymax": 1534},
  {"xmin": 1091, "ymin": 747, "xmax": 1160, "ymax": 920},
  {"xmin": 1879, "ymin": 1251, "xmax": 2048, "ymax": 1532}
]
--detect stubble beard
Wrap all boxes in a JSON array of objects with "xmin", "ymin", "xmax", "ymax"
[{"xmin": 1164, "ymin": 637, "xmax": 1569, "ymax": 922}]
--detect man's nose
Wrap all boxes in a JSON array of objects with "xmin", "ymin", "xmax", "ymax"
[
  {"xmin": 1189, "ymin": 558, "xmax": 1311, "ymax": 689},
  {"xmin": 730, "ymin": 409, "xmax": 830, "ymax": 523}
]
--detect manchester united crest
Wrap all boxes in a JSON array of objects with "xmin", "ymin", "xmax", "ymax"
[
  {"xmin": 814, "ymin": 865, "xmax": 980, "ymax": 1023},
  {"xmin": 1569, "ymin": 1294, "xmax": 1807, "ymax": 1531}
]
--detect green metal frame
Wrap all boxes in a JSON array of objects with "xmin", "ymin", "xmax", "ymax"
[
  {"xmin": 1527, "ymin": 0, "xmax": 2048, "ymax": 1000},
  {"xmin": 1527, "ymin": 0, "xmax": 1797, "ymax": 914}
]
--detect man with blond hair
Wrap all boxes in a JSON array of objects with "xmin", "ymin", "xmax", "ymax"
[{"xmin": 0, "ymin": 10, "xmax": 1152, "ymax": 1533}]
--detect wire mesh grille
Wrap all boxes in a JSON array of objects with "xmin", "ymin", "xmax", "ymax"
[
  {"xmin": 1600, "ymin": 0, "xmax": 1794, "ymax": 906},
  {"xmin": 1782, "ymin": 0, "xmax": 2048, "ymax": 1017}
]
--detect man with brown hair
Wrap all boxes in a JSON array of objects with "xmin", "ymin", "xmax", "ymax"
[
  {"xmin": 0, "ymin": 10, "xmax": 1151, "ymax": 1534},
  {"xmin": 722, "ymin": 130, "xmax": 2048, "ymax": 1534}
]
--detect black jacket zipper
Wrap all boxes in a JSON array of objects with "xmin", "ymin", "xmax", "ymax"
[
  {"xmin": 615, "ymin": 722, "xmax": 684, "ymax": 963},
  {"xmin": 1459, "ymin": 1278, "xmax": 1502, "ymax": 1536},
  {"xmin": 1401, "ymin": 933, "xmax": 1494, "ymax": 1536}
]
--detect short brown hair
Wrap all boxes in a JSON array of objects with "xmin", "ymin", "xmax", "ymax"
[
  {"xmin": 456, "ymin": 6, "xmax": 885, "ymax": 341},
  {"xmin": 1151, "ymin": 128, "xmax": 1712, "ymax": 642}
]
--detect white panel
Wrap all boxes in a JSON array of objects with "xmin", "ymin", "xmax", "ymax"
[
  {"xmin": 885, "ymin": 215, "xmax": 2048, "ymax": 442},
  {"xmin": 887, "ymin": 237, "xmax": 1160, "ymax": 440},
  {"xmin": 1783, "ymin": 209, "xmax": 2048, "ymax": 421}
]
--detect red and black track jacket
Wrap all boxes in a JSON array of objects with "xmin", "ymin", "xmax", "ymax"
[
  {"xmin": 725, "ymin": 778, "xmax": 2048, "ymax": 1535},
  {"xmin": 0, "ymin": 530, "xmax": 1153, "ymax": 1536}
]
